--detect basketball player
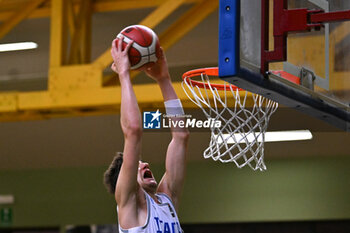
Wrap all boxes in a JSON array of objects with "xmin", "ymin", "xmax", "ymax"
[{"xmin": 104, "ymin": 36, "xmax": 189, "ymax": 233}]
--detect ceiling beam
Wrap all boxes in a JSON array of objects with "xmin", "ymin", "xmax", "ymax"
[
  {"xmin": 16, "ymin": 82, "xmax": 188, "ymax": 110},
  {"xmin": 49, "ymin": 0, "xmax": 68, "ymax": 67},
  {"xmin": 141, "ymin": 0, "xmax": 187, "ymax": 28},
  {"xmin": 0, "ymin": 0, "xmax": 220, "ymax": 122},
  {"xmin": 93, "ymin": 0, "xmax": 188, "ymax": 70},
  {"xmin": 0, "ymin": 0, "xmax": 47, "ymax": 39},
  {"xmin": 159, "ymin": 0, "xmax": 219, "ymax": 50},
  {"xmin": 0, "ymin": 81, "xmax": 256, "ymax": 122},
  {"xmin": 68, "ymin": 0, "xmax": 92, "ymax": 64},
  {"xmin": 0, "ymin": 0, "xmax": 201, "ymax": 22},
  {"xmin": 79, "ymin": 0, "xmax": 92, "ymax": 64},
  {"xmin": 66, "ymin": 0, "xmax": 77, "ymax": 43}
]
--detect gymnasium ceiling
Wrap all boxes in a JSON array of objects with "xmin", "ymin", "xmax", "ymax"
[{"xmin": 0, "ymin": 0, "xmax": 348, "ymax": 170}]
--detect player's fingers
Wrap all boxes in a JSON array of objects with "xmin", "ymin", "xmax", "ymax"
[
  {"xmin": 158, "ymin": 47, "xmax": 167, "ymax": 62},
  {"xmin": 111, "ymin": 63, "xmax": 115, "ymax": 70},
  {"xmin": 117, "ymin": 36, "xmax": 123, "ymax": 52},
  {"xmin": 111, "ymin": 39, "xmax": 117, "ymax": 50},
  {"xmin": 124, "ymin": 40, "xmax": 134, "ymax": 53},
  {"xmin": 111, "ymin": 43, "xmax": 117, "ymax": 57},
  {"xmin": 157, "ymin": 47, "xmax": 165, "ymax": 61},
  {"xmin": 111, "ymin": 39, "xmax": 118, "ymax": 55},
  {"xmin": 159, "ymin": 47, "xmax": 164, "ymax": 55}
]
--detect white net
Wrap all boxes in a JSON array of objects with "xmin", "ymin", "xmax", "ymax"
[{"xmin": 182, "ymin": 69, "xmax": 278, "ymax": 171}]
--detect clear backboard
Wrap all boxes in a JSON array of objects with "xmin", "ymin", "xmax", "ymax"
[{"xmin": 218, "ymin": 0, "xmax": 350, "ymax": 131}]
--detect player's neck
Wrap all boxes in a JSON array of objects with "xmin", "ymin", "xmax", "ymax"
[
  {"xmin": 143, "ymin": 189, "xmax": 160, "ymax": 204},
  {"xmin": 148, "ymin": 192, "xmax": 161, "ymax": 204}
]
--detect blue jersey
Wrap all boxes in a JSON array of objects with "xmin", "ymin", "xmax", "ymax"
[{"xmin": 118, "ymin": 192, "xmax": 183, "ymax": 233}]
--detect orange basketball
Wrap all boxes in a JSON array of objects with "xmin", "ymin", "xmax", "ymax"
[{"xmin": 116, "ymin": 25, "xmax": 160, "ymax": 70}]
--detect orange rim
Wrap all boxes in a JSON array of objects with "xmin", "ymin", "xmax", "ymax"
[{"xmin": 182, "ymin": 67, "xmax": 241, "ymax": 91}]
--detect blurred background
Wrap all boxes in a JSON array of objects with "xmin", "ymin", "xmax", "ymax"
[{"xmin": 0, "ymin": 0, "xmax": 349, "ymax": 232}]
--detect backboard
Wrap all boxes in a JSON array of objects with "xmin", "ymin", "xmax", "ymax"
[{"xmin": 218, "ymin": 0, "xmax": 350, "ymax": 131}]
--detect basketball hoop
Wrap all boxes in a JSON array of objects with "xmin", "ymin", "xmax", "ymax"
[{"xmin": 182, "ymin": 67, "xmax": 278, "ymax": 171}]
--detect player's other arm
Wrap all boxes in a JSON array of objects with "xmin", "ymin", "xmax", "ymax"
[
  {"xmin": 111, "ymin": 38, "xmax": 142, "ymax": 210},
  {"xmin": 144, "ymin": 48, "xmax": 190, "ymax": 210}
]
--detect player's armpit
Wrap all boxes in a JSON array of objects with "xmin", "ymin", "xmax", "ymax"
[{"xmin": 158, "ymin": 132, "xmax": 189, "ymax": 210}]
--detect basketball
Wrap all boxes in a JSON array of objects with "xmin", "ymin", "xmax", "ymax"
[{"xmin": 116, "ymin": 25, "xmax": 160, "ymax": 70}]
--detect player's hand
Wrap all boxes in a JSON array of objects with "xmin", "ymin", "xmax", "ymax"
[
  {"xmin": 110, "ymin": 36, "xmax": 133, "ymax": 76},
  {"xmin": 142, "ymin": 47, "xmax": 170, "ymax": 82}
]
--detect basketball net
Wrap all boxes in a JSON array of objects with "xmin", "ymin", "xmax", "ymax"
[{"xmin": 182, "ymin": 68, "xmax": 278, "ymax": 171}]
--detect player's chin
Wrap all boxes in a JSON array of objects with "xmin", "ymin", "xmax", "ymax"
[{"xmin": 143, "ymin": 178, "xmax": 157, "ymax": 187}]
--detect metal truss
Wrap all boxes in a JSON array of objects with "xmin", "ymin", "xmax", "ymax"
[{"xmin": 0, "ymin": 0, "xmax": 219, "ymax": 121}]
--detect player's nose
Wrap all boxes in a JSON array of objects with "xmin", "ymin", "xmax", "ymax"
[
  {"xmin": 139, "ymin": 161, "xmax": 149, "ymax": 169},
  {"xmin": 143, "ymin": 162, "xmax": 150, "ymax": 169}
]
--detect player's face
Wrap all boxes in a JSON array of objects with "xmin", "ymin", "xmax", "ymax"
[{"xmin": 137, "ymin": 161, "xmax": 157, "ymax": 192}]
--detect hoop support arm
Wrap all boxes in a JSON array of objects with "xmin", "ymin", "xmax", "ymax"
[
  {"xmin": 261, "ymin": 0, "xmax": 350, "ymax": 75},
  {"xmin": 310, "ymin": 10, "xmax": 350, "ymax": 23}
]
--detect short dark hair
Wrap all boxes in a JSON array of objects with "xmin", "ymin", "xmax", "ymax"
[{"xmin": 103, "ymin": 152, "xmax": 123, "ymax": 194}]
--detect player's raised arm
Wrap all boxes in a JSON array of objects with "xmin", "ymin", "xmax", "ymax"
[
  {"xmin": 144, "ymin": 48, "xmax": 190, "ymax": 211},
  {"xmin": 110, "ymin": 37, "xmax": 142, "ymax": 209}
]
